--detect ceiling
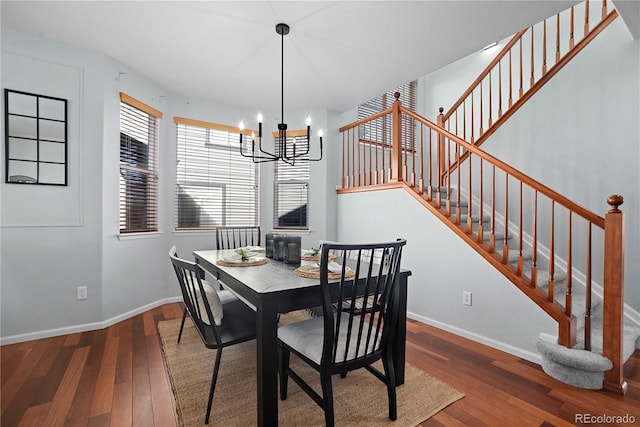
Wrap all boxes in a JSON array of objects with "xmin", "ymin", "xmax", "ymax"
[{"xmin": 5, "ymin": 0, "xmax": 629, "ymax": 114}]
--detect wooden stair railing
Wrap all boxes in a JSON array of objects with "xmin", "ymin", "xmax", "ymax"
[
  {"xmin": 337, "ymin": 95, "xmax": 626, "ymax": 394},
  {"xmin": 438, "ymin": 0, "xmax": 618, "ymax": 182}
]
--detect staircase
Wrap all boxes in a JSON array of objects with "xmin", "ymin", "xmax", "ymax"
[
  {"xmin": 438, "ymin": 0, "xmax": 619, "ymax": 177},
  {"xmin": 336, "ymin": 0, "xmax": 639, "ymax": 394},
  {"xmin": 433, "ymin": 186, "xmax": 639, "ymax": 391}
]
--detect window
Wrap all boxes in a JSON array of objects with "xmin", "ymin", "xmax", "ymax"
[
  {"xmin": 175, "ymin": 118, "xmax": 258, "ymax": 229},
  {"xmin": 358, "ymin": 80, "xmax": 417, "ymax": 148},
  {"xmin": 273, "ymin": 130, "xmax": 309, "ymax": 229},
  {"xmin": 119, "ymin": 93, "xmax": 162, "ymax": 233}
]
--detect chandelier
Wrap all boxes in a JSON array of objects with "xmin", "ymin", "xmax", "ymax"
[{"xmin": 239, "ymin": 23, "xmax": 323, "ymax": 165}]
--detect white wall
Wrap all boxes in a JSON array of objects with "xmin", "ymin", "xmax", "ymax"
[
  {"xmin": 1, "ymin": 30, "xmax": 105, "ymax": 338},
  {"xmin": 419, "ymin": 17, "xmax": 639, "ymax": 313},
  {"xmin": 99, "ymin": 56, "xmax": 174, "ymax": 322}
]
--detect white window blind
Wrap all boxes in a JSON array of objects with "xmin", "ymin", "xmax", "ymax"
[
  {"xmin": 358, "ymin": 80, "xmax": 416, "ymax": 118},
  {"xmin": 119, "ymin": 93, "xmax": 161, "ymax": 234},
  {"xmin": 273, "ymin": 132, "xmax": 309, "ymax": 229},
  {"xmin": 175, "ymin": 118, "xmax": 258, "ymax": 229},
  {"xmin": 358, "ymin": 81, "xmax": 417, "ymax": 148}
]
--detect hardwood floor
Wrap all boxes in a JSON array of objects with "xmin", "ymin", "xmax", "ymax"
[{"xmin": 2, "ymin": 302, "xmax": 639, "ymax": 426}]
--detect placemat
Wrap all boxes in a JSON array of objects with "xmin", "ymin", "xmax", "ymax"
[
  {"xmin": 294, "ymin": 263, "xmax": 355, "ymax": 279},
  {"xmin": 217, "ymin": 257, "xmax": 269, "ymax": 267},
  {"xmin": 300, "ymin": 253, "xmax": 337, "ymax": 262}
]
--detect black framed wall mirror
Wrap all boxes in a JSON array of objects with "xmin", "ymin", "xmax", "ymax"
[{"xmin": 4, "ymin": 89, "xmax": 68, "ymax": 185}]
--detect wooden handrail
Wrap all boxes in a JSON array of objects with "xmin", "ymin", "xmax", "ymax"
[
  {"xmin": 441, "ymin": 28, "xmax": 528, "ymax": 123},
  {"xmin": 339, "ymin": 106, "xmax": 393, "ymax": 132},
  {"xmin": 439, "ymin": 1, "xmax": 618, "ymax": 182},
  {"xmin": 439, "ymin": 8, "xmax": 618, "ymax": 182},
  {"xmin": 402, "ymin": 106, "xmax": 605, "ymax": 227}
]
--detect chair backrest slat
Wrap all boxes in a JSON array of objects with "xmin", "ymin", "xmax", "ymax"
[
  {"xmin": 215, "ymin": 226, "xmax": 261, "ymax": 250},
  {"xmin": 319, "ymin": 239, "xmax": 406, "ymax": 367},
  {"xmin": 170, "ymin": 249, "xmax": 221, "ymax": 345}
]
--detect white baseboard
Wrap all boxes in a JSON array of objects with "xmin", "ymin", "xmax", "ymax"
[
  {"xmin": 0, "ymin": 296, "xmax": 183, "ymax": 346},
  {"xmin": 408, "ymin": 311, "xmax": 542, "ymax": 364},
  {"xmin": 624, "ymin": 304, "xmax": 640, "ymax": 328},
  {"xmin": 539, "ymin": 332, "xmax": 558, "ymax": 343}
]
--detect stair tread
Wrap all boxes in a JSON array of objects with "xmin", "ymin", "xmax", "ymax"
[
  {"xmin": 483, "ymin": 232, "xmax": 508, "ymax": 242},
  {"xmin": 506, "ymin": 249, "xmax": 533, "ymax": 263},
  {"xmin": 557, "ymin": 291, "xmax": 601, "ymax": 317},
  {"xmin": 522, "ymin": 268, "xmax": 567, "ymax": 288},
  {"xmin": 438, "ymin": 198, "xmax": 468, "ymax": 208},
  {"xmin": 574, "ymin": 319, "xmax": 640, "ymax": 361}
]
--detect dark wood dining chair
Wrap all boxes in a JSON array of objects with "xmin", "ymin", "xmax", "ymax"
[
  {"xmin": 213, "ymin": 227, "xmax": 262, "ymax": 308},
  {"xmin": 169, "ymin": 249, "xmax": 256, "ymax": 424},
  {"xmin": 215, "ymin": 225, "xmax": 261, "ymax": 250},
  {"xmin": 277, "ymin": 239, "xmax": 407, "ymax": 427},
  {"xmin": 170, "ymin": 246, "xmax": 239, "ymax": 344}
]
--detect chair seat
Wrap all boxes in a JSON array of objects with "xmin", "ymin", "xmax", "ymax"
[
  {"xmin": 278, "ymin": 313, "xmax": 380, "ymax": 365},
  {"xmin": 201, "ymin": 299, "xmax": 257, "ymax": 349}
]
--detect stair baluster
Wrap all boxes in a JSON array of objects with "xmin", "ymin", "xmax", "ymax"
[{"xmin": 439, "ymin": 0, "xmax": 618, "ymax": 180}]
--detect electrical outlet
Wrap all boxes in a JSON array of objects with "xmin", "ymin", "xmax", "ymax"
[
  {"xmin": 77, "ymin": 286, "xmax": 87, "ymax": 300},
  {"xmin": 463, "ymin": 291, "xmax": 472, "ymax": 306}
]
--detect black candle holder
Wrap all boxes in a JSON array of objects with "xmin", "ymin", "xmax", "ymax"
[
  {"xmin": 284, "ymin": 235, "xmax": 301, "ymax": 266},
  {"xmin": 270, "ymin": 234, "xmax": 301, "ymax": 265},
  {"xmin": 265, "ymin": 233, "xmax": 275, "ymax": 258}
]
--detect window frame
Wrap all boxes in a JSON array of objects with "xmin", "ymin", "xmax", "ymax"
[{"xmin": 118, "ymin": 93, "xmax": 162, "ymax": 234}]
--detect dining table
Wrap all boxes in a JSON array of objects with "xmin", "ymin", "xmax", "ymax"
[{"xmin": 193, "ymin": 248, "xmax": 412, "ymax": 427}]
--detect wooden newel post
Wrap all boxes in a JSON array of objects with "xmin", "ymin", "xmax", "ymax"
[
  {"xmin": 602, "ymin": 194, "xmax": 627, "ymax": 394},
  {"xmin": 436, "ymin": 107, "xmax": 446, "ymax": 186},
  {"xmin": 391, "ymin": 92, "xmax": 403, "ymax": 182}
]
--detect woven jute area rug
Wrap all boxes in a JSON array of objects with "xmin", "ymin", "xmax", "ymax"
[{"xmin": 158, "ymin": 313, "xmax": 464, "ymax": 426}]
